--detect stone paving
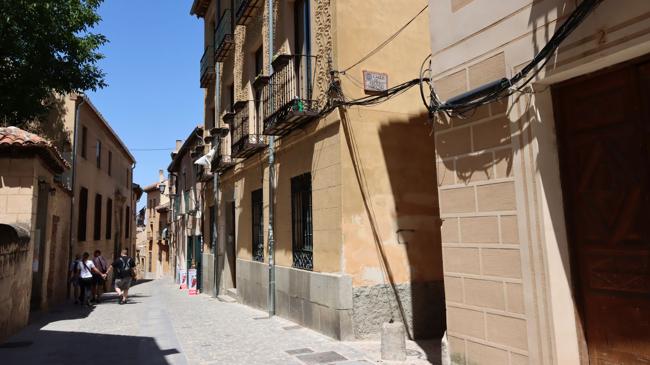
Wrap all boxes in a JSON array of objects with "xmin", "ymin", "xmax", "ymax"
[{"xmin": 0, "ymin": 279, "xmax": 439, "ymax": 365}]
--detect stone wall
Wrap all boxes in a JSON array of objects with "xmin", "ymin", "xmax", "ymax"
[
  {"xmin": 237, "ymin": 259, "xmax": 354, "ymax": 340},
  {"xmin": 352, "ymin": 281, "xmax": 445, "ymax": 340},
  {"xmin": 0, "ymin": 224, "xmax": 31, "ymax": 342}
]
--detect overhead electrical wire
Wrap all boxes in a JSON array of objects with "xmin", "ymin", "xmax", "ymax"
[
  {"xmin": 423, "ymin": 0, "xmax": 603, "ymax": 118},
  {"xmin": 340, "ymin": 4, "xmax": 428, "ymax": 74}
]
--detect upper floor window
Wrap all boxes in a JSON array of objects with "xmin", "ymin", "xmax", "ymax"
[
  {"xmin": 108, "ymin": 151, "xmax": 112, "ymax": 176},
  {"xmin": 254, "ymin": 46, "xmax": 264, "ymax": 77},
  {"xmin": 93, "ymin": 193, "xmax": 102, "ymax": 240},
  {"xmin": 106, "ymin": 198, "xmax": 113, "ymax": 240},
  {"xmin": 81, "ymin": 126, "xmax": 88, "ymax": 159},
  {"xmin": 96, "ymin": 140, "xmax": 102, "ymax": 169}
]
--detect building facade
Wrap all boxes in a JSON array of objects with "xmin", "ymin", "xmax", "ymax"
[
  {"xmin": 0, "ymin": 126, "xmax": 71, "ymax": 339},
  {"xmin": 190, "ymin": 0, "xmax": 443, "ymax": 340},
  {"xmin": 143, "ymin": 170, "xmax": 171, "ymax": 278},
  {"xmin": 168, "ymin": 129, "xmax": 206, "ymax": 290},
  {"xmin": 60, "ymin": 95, "xmax": 139, "ymax": 266},
  {"xmin": 427, "ymin": 1, "xmax": 650, "ymax": 364}
]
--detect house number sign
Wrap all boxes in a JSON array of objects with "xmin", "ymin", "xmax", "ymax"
[{"xmin": 363, "ymin": 70, "xmax": 388, "ymax": 92}]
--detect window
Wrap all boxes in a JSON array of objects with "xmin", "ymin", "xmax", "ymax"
[
  {"xmin": 106, "ymin": 198, "xmax": 112, "ymax": 239},
  {"xmin": 108, "ymin": 151, "xmax": 112, "ymax": 176},
  {"xmin": 209, "ymin": 205, "xmax": 215, "ymax": 251},
  {"xmin": 254, "ymin": 46, "xmax": 264, "ymax": 77},
  {"xmin": 77, "ymin": 187, "xmax": 88, "ymax": 241},
  {"xmin": 228, "ymin": 84, "xmax": 235, "ymax": 112},
  {"xmin": 125, "ymin": 205, "xmax": 130, "ymax": 239},
  {"xmin": 251, "ymin": 189, "xmax": 264, "ymax": 262},
  {"xmin": 81, "ymin": 126, "xmax": 87, "ymax": 159},
  {"xmin": 294, "ymin": 0, "xmax": 312, "ymax": 99},
  {"xmin": 184, "ymin": 191, "xmax": 190, "ymax": 213},
  {"xmin": 209, "ymin": 106, "xmax": 215, "ymax": 130},
  {"xmin": 96, "ymin": 140, "xmax": 101, "ymax": 169},
  {"xmin": 291, "ymin": 173, "xmax": 312, "ymax": 270},
  {"xmin": 93, "ymin": 193, "xmax": 102, "ymax": 240}
]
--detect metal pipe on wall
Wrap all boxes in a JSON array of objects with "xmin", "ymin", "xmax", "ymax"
[
  {"xmin": 267, "ymin": 0, "xmax": 276, "ymax": 317},
  {"xmin": 67, "ymin": 95, "xmax": 85, "ymax": 298}
]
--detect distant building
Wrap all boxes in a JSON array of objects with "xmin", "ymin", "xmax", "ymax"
[{"xmin": 143, "ymin": 170, "xmax": 171, "ymax": 278}]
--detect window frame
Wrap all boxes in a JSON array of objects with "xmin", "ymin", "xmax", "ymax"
[
  {"xmin": 96, "ymin": 140, "xmax": 101, "ymax": 169},
  {"xmin": 291, "ymin": 172, "xmax": 313, "ymax": 270},
  {"xmin": 78, "ymin": 187, "xmax": 88, "ymax": 241},
  {"xmin": 251, "ymin": 188, "xmax": 264, "ymax": 262},
  {"xmin": 93, "ymin": 193, "xmax": 102, "ymax": 240}
]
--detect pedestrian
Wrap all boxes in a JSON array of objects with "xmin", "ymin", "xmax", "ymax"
[
  {"xmin": 68, "ymin": 254, "xmax": 81, "ymax": 304},
  {"xmin": 92, "ymin": 250, "xmax": 108, "ymax": 303},
  {"xmin": 77, "ymin": 252, "xmax": 106, "ymax": 307},
  {"xmin": 107, "ymin": 248, "xmax": 137, "ymax": 304}
]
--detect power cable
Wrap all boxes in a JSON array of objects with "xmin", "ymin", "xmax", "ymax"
[
  {"xmin": 340, "ymin": 5, "xmax": 428, "ymax": 74},
  {"xmin": 423, "ymin": 0, "xmax": 603, "ymax": 117}
]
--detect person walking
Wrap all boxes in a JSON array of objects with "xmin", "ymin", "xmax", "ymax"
[
  {"xmin": 77, "ymin": 252, "xmax": 106, "ymax": 307},
  {"xmin": 68, "ymin": 254, "xmax": 81, "ymax": 304},
  {"xmin": 107, "ymin": 248, "xmax": 136, "ymax": 304},
  {"xmin": 92, "ymin": 250, "xmax": 108, "ymax": 303}
]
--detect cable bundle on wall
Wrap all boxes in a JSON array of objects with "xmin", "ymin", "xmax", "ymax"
[{"xmin": 423, "ymin": 0, "xmax": 603, "ymax": 118}]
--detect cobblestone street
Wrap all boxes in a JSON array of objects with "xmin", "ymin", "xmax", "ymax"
[{"xmin": 0, "ymin": 279, "xmax": 439, "ymax": 365}]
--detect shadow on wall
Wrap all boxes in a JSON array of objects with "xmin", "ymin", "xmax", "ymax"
[{"xmin": 0, "ymin": 224, "xmax": 31, "ymax": 342}]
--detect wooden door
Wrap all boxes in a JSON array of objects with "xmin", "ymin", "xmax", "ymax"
[{"xmin": 554, "ymin": 58, "xmax": 650, "ymax": 364}]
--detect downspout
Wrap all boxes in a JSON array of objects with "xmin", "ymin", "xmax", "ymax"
[
  {"xmin": 213, "ymin": 60, "xmax": 221, "ymax": 298},
  {"xmin": 267, "ymin": 0, "xmax": 276, "ymax": 317},
  {"xmin": 67, "ymin": 95, "xmax": 85, "ymax": 298}
]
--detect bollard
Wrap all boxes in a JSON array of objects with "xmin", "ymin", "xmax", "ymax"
[{"xmin": 381, "ymin": 321, "xmax": 406, "ymax": 361}]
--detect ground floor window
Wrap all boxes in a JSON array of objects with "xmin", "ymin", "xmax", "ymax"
[
  {"xmin": 291, "ymin": 173, "xmax": 312, "ymax": 270},
  {"xmin": 251, "ymin": 189, "xmax": 264, "ymax": 262}
]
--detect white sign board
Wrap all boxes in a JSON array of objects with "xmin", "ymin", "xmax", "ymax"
[{"xmin": 363, "ymin": 71, "xmax": 388, "ymax": 92}]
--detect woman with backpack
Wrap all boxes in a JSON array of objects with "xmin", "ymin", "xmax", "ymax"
[
  {"xmin": 106, "ymin": 248, "xmax": 136, "ymax": 304},
  {"xmin": 77, "ymin": 252, "xmax": 107, "ymax": 307}
]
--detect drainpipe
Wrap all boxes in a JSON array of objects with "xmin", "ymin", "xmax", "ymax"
[
  {"xmin": 67, "ymin": 95, "xmax": 85, "ymax": 298},
  {"xmin": 213, "ymin": 60, "xmax": 221, "ymax": 298},
  {"xmin": 267, "ymin": 0, "xmax": 276, "ymax": 317}
]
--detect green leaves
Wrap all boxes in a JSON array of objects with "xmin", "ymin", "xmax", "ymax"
[{"xmin": 0, "ymin": 0, "xmax": 107, "ymax": 126}]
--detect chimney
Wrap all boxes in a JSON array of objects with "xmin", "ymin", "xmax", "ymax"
[
  {"xmin": 158, "ymin": 169, "xmax": 165, "ymax": 183},
  {"xmin": 175, "ymin": 139, "xmax": 183, "ymax": 152}
]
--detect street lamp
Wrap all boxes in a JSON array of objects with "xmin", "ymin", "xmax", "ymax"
[{"xmin": 158, "ymin": 184, "xmax": 166, "ymax": 194}]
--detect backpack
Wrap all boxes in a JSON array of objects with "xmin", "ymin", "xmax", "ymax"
[{"xmin": 116, "ymin": 257, "xmax": 133, "ymax": 278}]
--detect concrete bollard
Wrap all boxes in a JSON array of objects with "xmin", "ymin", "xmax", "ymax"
[{"xmin": 381, "ymin": 321, "xmax": 406, "ymax": 361}]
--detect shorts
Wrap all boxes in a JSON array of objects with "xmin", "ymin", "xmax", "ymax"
[{"xmin": 115, "ymin": 277, "xmax": 132, "ymax": 291}]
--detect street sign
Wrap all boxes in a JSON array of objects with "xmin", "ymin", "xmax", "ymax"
[{"xmin": 363, "ymin": 70, "xmax": 388, "ymax": 93}]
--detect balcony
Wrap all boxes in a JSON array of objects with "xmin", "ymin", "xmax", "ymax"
[
  {"xmin": 200, "ymin": 46, "xmax": 215, "ymax": 88},
  {"xmin": 214, "ymin": 9, "xmax": 234, "ymax": 62},
  {"xmin": 262, "ymin": 55, "xmax": 319, "ymax": 136},
  {"xmin": 234, "ymin": 0, "xmax": 261, "ymax": 25},
  {"xmin": 211, "ymin": 148, "xmax": 235, "ymax": 173},
  {"xmin": 230, "ymin": 100, "xmax": 267, "ymax": 159}
]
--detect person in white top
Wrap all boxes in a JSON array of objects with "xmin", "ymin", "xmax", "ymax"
[{"xmin": 76, "ymin": 252, "xmax": 106, "ymax": 307}]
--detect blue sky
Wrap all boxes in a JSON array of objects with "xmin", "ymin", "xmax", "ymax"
[{"xmin": 86, "ymin": 0, "xmax": 203, "ymax": 209}]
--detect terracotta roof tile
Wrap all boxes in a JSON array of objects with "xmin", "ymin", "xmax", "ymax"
[{"xmin": 0, "ymin": 126, "xmax": 70, "ymax": 171}]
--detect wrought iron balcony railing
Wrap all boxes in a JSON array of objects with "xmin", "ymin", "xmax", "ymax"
[
  {"xmin": 211, "ymin": 147, "xmax": 235, "ymax": 173},
  {"xmin": 214, "ymin": 9, "xmax": 234, "ymax": 62},
  {"xmin": 231, "ymin": 100, "xmax": 267, "ymax": 158},
  {"xmin": 200, "ymin": 46, "xmax": 215, "ymax": 88},
  {"xmin": 262, "ymin": 54, "xmax": 319, "ymax": 136},
  {"xmin": 234, "ymin": 0, "xmax": 261, "ymax": 25}
]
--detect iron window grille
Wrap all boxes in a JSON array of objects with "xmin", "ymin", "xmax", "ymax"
[
  {"xmin": 251, "ymin": 189, "xmax": 264, "ymax": 262},
  {"xmin": 291, "ymin": 173, "xmax": 313, "ymax": 270}
]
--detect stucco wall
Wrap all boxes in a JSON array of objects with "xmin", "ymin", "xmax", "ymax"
[{"xmin": 428, "ymin": 1, "xmax": 650, "ymax": 364}]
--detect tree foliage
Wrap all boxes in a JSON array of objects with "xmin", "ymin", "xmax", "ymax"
[{"xmin": 0, "ymin": 0, "xmax": 107, "ymax": 126}]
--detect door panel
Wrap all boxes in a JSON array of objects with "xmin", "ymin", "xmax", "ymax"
[{"xmin": 554, "ymin": 58, "xmax": 650, "ymax": 365}]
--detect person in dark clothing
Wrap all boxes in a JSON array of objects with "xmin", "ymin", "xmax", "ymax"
[{"xmin": 107, "ymin": 248, "xmax": 136, "ymax": 304}]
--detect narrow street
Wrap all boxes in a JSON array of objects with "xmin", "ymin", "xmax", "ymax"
[{"xmin": 0, "ymin": 279, "xmax": 438, "ymax": 365}]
